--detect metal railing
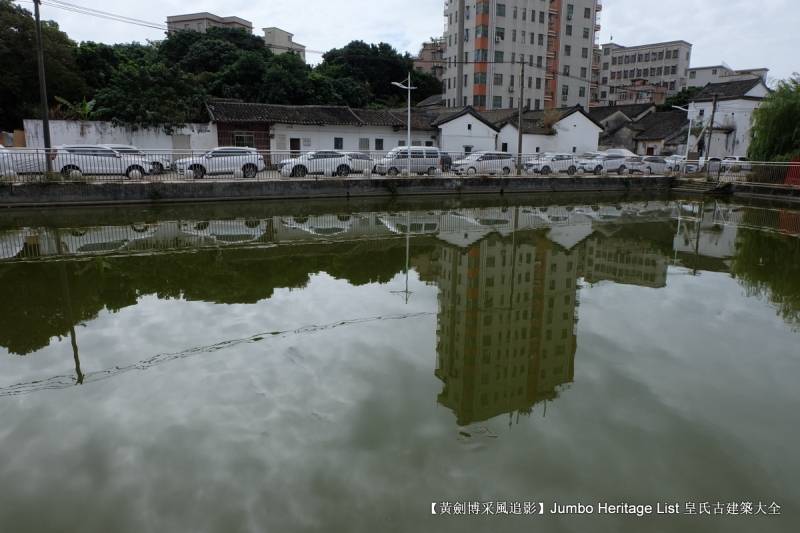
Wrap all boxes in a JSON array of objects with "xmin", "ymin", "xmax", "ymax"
[{"xmin": 1, "ymin": 148, "xmax": 798, "ymax": 186}]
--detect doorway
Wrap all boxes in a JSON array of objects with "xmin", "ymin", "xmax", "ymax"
[{"xmin": 290, "ymin": 138, "xmax": 301, "ymax": 157}]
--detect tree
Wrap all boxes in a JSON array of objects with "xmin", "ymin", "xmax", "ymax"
[
  {"xmin": 52, "ymin": 96, "xmax": 95, "ymax": 120},
  {"xmin": 659, "ymin": 86, "xmax": 702, "ymax": 110},
  {"xmin": 94, "ymin": 62, "xmax": 207, "ymax": 129},
  {"xmin": 748, "ymin": 75, "xmax": 800, "ymax": 161},
  {"xmin": 0, "ymin": 0, "xmax": 85, "ymax": 129}
]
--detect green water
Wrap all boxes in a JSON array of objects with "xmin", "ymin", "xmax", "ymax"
[{"xmin": 0, "ymin": 197, "xmax": 798, "ymax": 532}]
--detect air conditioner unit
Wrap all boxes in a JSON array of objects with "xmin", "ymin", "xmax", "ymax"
[
  {"xmin": 495, "ymin": 36, "xmax": 502, "ymax": 43},
  {"xmin": 508, "ymin": 85, "xmax": 515, "ymax": 93}
]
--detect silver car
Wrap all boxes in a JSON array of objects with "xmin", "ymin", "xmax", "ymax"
[
  {"xmin": 451, "ymin": 151, "xmax": 515, "ymax": 175},
  {"xmin": 374, "ymin": 147, "xmax": 441, "ymax": 176}
]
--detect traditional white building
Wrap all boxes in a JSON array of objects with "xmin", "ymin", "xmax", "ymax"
[{"xmin": 688, "ymin": 78, "xmax": 769, "ymax": 158}]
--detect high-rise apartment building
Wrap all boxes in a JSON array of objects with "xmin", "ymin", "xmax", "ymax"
[
  {"xmin": 441, "ymin": 0, "xmax": 601, "ymax": 111},
  {"xmin": 592, "ymin": 40, "xmax": 692, "ymax": 107}
]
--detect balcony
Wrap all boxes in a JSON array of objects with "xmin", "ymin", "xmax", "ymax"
[{"xmin": 596, "ymin": 1, "xmax": 603, "ymax": 11}]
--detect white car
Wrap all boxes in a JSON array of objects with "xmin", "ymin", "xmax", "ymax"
[
  {"xmin": 578, "ymin": 153, "xmax": 629, "ymax": 175},
  {"xmin": 451, "ymin": 151, "xmax": 515, "ymax": 175},
  {"xmin": 51, "ymin": 145, "xmax": 154, "ymax": 178},
  {"xmin": 174, "ymin": 147, "xmax": 265, "ymax": 179},
  {"xmin": 0, "ymin": 146, "xmax": 17, "ymax": 178},
  {"xmin": 278, "ymin": 151, "xmax": 353, "ymax": 178},
  {"xmin": 524, "ymin": 153, "xmax": 577, "ymax": 175},
  {"xmin": 721, "ymin": 156, "xmax": 752, "ymax": 172},
  {"xmin": 100, "ymin": 144, "xmax": 173, "ymax": 174},
  {"xmin": 342, "ymin": 152, "xmax": 375, "ymax": 174}
]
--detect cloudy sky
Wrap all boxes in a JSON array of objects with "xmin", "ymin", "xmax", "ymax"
[{"xmin": 22, "ymin": 0, "xmax": 799, "ymax": 80}]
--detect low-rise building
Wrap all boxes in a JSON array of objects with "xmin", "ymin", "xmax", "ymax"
[
  {"xmin": 588, "ymin": 104, "xmax": 655, "ymax": 152},
  {"xmin": 687, "ymin": 65, "xmax": 769, "ymax": 89},
  {"xmin": 688, "ymin": 78, "xmax": 769, "ymax": 158},
  {"xmin": 166, "ymin": 12, "xmax": 253, "ymax": 33},
  {"xmin": 263, "ymin": 27, "xmax": 306, "ymax": 62}
]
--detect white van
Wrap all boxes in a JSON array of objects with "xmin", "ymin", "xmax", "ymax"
[{"xmin": 374, "ymin": 147, "xmax": 441, "ymax": 176}]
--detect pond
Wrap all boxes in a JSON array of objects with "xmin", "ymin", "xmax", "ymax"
[{"xmin": 0, "ymin": 197, "xmax": 798, "ymax": 532}]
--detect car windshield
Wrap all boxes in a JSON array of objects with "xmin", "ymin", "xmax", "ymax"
[{"xmin": 113, "ymin": 147, "xmax": 141, "ymax": 154}]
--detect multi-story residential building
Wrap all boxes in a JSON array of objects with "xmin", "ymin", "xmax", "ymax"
[
  {"xmin": 441, "ymin": 0, "xmax": 601, "ymax": 111},
  {"xmin": 687, "ymin": 65, "xmax": 769, "ymax": 88},
  {"xmin": 263, "ymin": 27, "xmax": 306, "ymax": 62},
  {"xmin": 166, "ymin": 12, "xmax": 253, "ymax": 34},
  {"xmin": 593, "ymin": 40, "xmax": 692, "ymax": 107},
  {"xmin": 414, "ymin": 39, "xmax": 447, "ymax": 80}
]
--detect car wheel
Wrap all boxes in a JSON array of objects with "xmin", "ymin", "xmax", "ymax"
[
  {"xmin": 151, "ymin": 162, "xmax": 164, "ymax": 175},
  {"xmin": 617, "ymin": 165, "xmax": 626, "ymax": 175},
  {"xmin": 594, "ymin": 165, "xmax": 603, "ymax": 175},
  {"xmin": 646, "ymin": 167, "xmax": 653, "ymax": 175},
  {"xmin": 131, "ymin": 223, "xmax": 149, "ymax": 233},
  {"xmin": 567, "ymin": 165, "xmax": 577, "ymax": 176},
  {"xmin": 336, "ymin": 165, "xmax": 350, "ymax": 177},
  {"xmin": 242, "ymin": 164, "xmax": 258, "ymax": 179},
  {"xmin": 190, "ymin": 165, "xmax": 206, "ymax": 179},
  {"xmin": 541, "ymin": 165, "xmax": 551, "ymax": 175},
  {"xmin": 467, "ymin": 167, "xmax": 477, "ymax": 175},
  {"xmin": 292, "ymin": 165, "xmax": 307, "ymax": 177},
  {"xmin": 387, "ymin": 167, "xmax": 399, "ymax": 176},
  {"xmin": 502, "ymin": 166, "xmax": 511, "ymax": 176},
  {"xmin": 427, "ymin": 167, "xmax": 437, "ymax": 176},
  {"xmin": 125, "ymin": 165, "xmax": 145, "ymax": 179},
  {"xmin": 60, "ymin": 165, "xmax": 80, "ymax": 177}
]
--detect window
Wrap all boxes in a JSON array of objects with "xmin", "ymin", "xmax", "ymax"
[
  {"xmin": 530, "ymin": 32, "xmax": 535, "ymax": 44},
  {"xmin": 512, "ymin": 29, "xmax": 517, "ymax": 42},
  {"xmin": 582, "ymin": 47, "xmax": 588, "ymax": 58},
  {"xmin": 564, "ymin": 45, "xmax": 571, "ymax": 56},
  {"xmin": 656, "ymin": 66, "xmax": 662, "ymax": 76},
  {"xmin": 538, "ymin": 34, "xmax": 544, "ymax": 45},
  {"xmin": 510, "ymin": 74, "xmax": 515, "ymax": 87},
  {"xmin": 584, "ymin": 6, "xmax": 591, "ymax": 18},
  {"xmin": 464, "ymin": 28, "xmax": 470, "ymax": 42},
  {"xmin": 604, "ymin": 48, "xmax": 610, "ymax": 56},
  {"xmin": 233, "ymin": 133, "xmax": 255, "ymax": 147},
  {"xmin": 493, "ymin": 96, "xmax": 503, "ymax": 108},
  {"xmin": 536, "ymin": 56, "xmax": 542, "ymax": 67},
  {"xmin": 612, "ymin": 57, "xmax": 617, "ymax": 65},
  {"xmin": 536, "ymin": 77, "xmax": 542, "ymax": 89},
  {"xmin": 474, "ymin": 72, "xmax": 486, "ymax": 84},
  {"xmin": 496, "ymin": 3, "xmax": 505, "ymax": 16},
  {"xmin": 522, "ymin": 8, "xmax": 526, "ymax": 20},
  {"xmin": 375, "ymin": 138, "xmax": 384, "ymax": 151},
  {"xmin": 359, "ymin": 138, "xmax": 369, "ymax": 150},
  {"xmin": 583, "ymin": 27, "xmax": 590, "ymax": 39},
  {"xmin": 511, "ymin": 52, "xmax": 515, "ymax": 63},
  {"xmin": 539, "ymin": 11, "xmax": 545, "ymax": 23},
  {"xmin": 534, "ymin": 99, "xmax": 541, "ymax": 110},
  {"xmin": 665, "ymin": 50, "xmax": 671, "ymax": 59},
  {"xmin": 711, "ymin": 68, "xmax": 717, "ymax": 75},
  {"xmin": 638, "ymin": 53, "xmax": 643, "ymax": 62},
  {"xmin": 580, "ymin": 67, "xmax": 587, "ymax": 78},
  {"xmin": 562, "ymin": 85, "xmax": 569, "ymax": 97},
  {"xmin": 566, "ymin": 3, "xmax": 574, "ymax": 20},
  {"xmin": 334, "ymin": 137, "xmax": 343, "ymax": 150},
  {"xmin": 494, "ymin": 50, "xmax": 504, "ymax": 63},
  {"xmin": 495, "ymin": 27, "xmax": 505, "ymax": 40},
  {"xmin": 689, "ymin": 70, "xmax": 696, "ymax": 79},
  {"xmin": 464, "ymin": 74, "xmax": 468, "ymax": 87},
  {"xmin": 494, "ymin": 73, "xmax": 504, "ymax": 86},
  {"xmin": 563, "ymin": 65, "xmax": 570, "ymax": 76},
  {"xmin": 566, "ymin": 24, "xmax": 572, "ymax": 36},
  {"xmin": 509, "ymin": 97, "xmax": 514, "ymax": 107},
  {"xmin": 513, "ymin": 6, "xmax": 517, "ymax": 18},
  {"xmin": 528, "ymin": 76, "xmax": 532, "ymax": 88},
  {"xmin": 699, "ymin": 109, "xmax": 705, "ymax": 117},
  {"xmin": 476, "ymin": 25, "xmax": 489, "ymax": 38},
  {"xmin": 579, "ymin": 86, "xmax": 585, "ymax": 97},
  {"xmin": 473, "ymin": 95, "xmax": 486, "ymax": 107},
  {"xmin": 671, "ymin": 65, "xmax": 677, "ymax": 75}
]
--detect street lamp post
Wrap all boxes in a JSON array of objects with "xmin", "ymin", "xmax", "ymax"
[
  {"xmin": 33, "ymin": 0, "xmax": 53, "ymax": 173},
  {"xmin": 392, "ymin": 73, "xmax": 416, "ymax": 176}
]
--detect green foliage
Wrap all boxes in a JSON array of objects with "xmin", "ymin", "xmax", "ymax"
[
  {"xmin": 659, "ymin": 86, "xmax": 702, "ymax": 111},
  {"xmin": 0, "ymin": 4, "xmax": 443, "ymax": 129},
  {"xmin": 748, "ymin": 75, "xmax": 800, "ymax": 162}
]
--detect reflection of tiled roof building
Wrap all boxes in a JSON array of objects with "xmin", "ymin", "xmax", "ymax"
[
  {"xmin": 435, "ymin": 233, "xmax": 578, "ymax": 426},
  {"xmin": 583, "ymin": 235, "xmax": 668, "ymax": 288}
]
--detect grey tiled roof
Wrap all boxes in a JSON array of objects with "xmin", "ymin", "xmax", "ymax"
[
  {"xmin": 633, "ymin": 110, "xmax": 688, "ymax": 141},
  {"xmin": 692, "ymin": 78, "xmax": 765, "ymax": 101},
  {"xmin": 588, "ymin": 103, "xmax": 655, "ymax": 122}
]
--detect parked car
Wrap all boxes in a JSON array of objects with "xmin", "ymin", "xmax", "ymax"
[
  {"xmin": 0, "ymin": 146, "xmax": 17, "ymax": 178},
  {"xmin": 604, "ymin": 148, "xmax": 636, "ymax": 157},
  {"xmin": 374, "ymin": 147, "xmax": 442, "ymax": 176},
  {"xmin": 51, "ymin": 145, "xmax": 154, "ymax": 178},
  {"xmin": 664, "ymin": 155, "xmax": 699, "ymax": 173},
  {"xmin": 639, "ymin": 156, "xmax": 669, "ymax": 174},
  {"xmin": 100, "ymin": 144, "xmax": 173, "ymax": 174},
  {"xmin": 175, "ymin": 147, "xmax": 265, "ymax": 179},
  {"xmin": 451, "ymin": 151, "xmax": 515, "ymax": 175},
  {"xmin": 524, "ymin": 153, "xmax": 577, "ymax": 175},
  {"xmin": 278, "ymin": 151, "xmax": 353, "ymax": 178},
  {"xmin": 576, "ymin": 153, "xmax": 607, "ymax": 174},
  {"xmin": 342, "ymin": 152, "xmax": 375, "ymax": 174},
  {"xmin": 721, "ymin": 156, "xmax": 752, "ymax": 172},
  {"xmin": 581, "ymin": 153, "xmax": 629, "ymax": 174}
]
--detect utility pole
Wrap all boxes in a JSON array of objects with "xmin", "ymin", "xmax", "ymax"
[
  {"xmin": 33, "ymin": 0, "xmax": 53, "ymax": 173},
  {"xmin": 704, "ymin": 94, "xmax": 718, "ymax": 162},
  {"xmin": 455, "ymin": 0, "xmax": 465, "ymax": 107},
  {"xmin": 516, "ymin": 57, "xmax": 525, "ymax": 174}
]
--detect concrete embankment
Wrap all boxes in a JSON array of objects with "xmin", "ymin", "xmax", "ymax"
[{"xmin": 0, "ymin": 175, "xmax": 673, "ymax": 208}]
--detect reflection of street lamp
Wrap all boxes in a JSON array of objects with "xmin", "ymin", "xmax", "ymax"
[{"xmin": 392, "ymin": 74, "xmax": 417, "ymax": 176}]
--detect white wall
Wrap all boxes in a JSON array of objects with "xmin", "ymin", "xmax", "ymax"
[
  {"xmin": 689, "ymin": 96, "xmax": 762, "ymax": 157},
  {"xmin": 271, "ymin": 124, "xmax": 437, "ymax": 155},
  {"xmin": 23, "ymin": 120, "xmax": 218, "ymax": 152},
  {"xmin": 497, "ymin": 113, "xmax": 601, "ymax": 155},
  {"xmin": 437, "ymin": 114, "xmax": 498, "ymax": 155}
]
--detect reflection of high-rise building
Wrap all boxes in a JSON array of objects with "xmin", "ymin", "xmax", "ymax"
[
  {"xmin": 583, "ymin": 235, "xmax": 668, "ymax": 288},
  {"xmin": 435, "ymin": 232, "xmax": 578, "ymax": 426}
]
